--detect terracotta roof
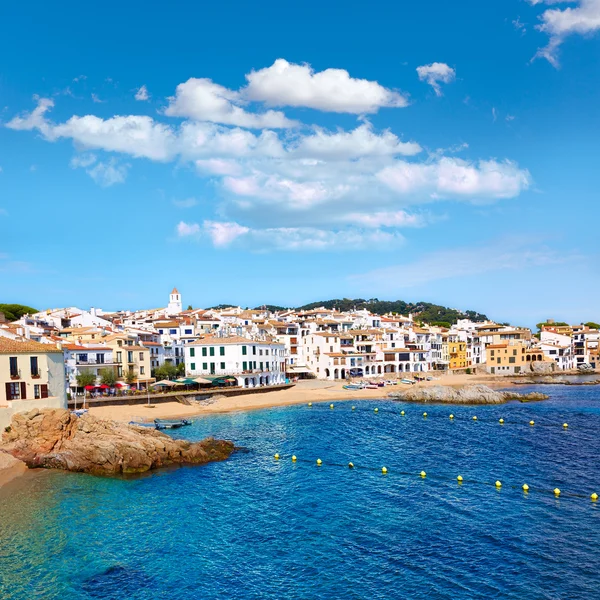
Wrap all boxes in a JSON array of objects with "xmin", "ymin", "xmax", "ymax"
[
  {"xmin": 63, "ymin": 344, "xmax": 112, "ymax": 351},
  {"xmin": 0, "ymin": 338, "xmax": 62, "ymax": 354},
  {"xmin": 171, "ymin": 287, "xmax": 179, "ymax": 294}
]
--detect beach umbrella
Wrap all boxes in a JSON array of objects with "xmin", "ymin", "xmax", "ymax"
[
  {"xmin": 99, "ymin": 384, "xmax": 110, "ymax": 389},
  {"xmin": 84, "ymin": 385, "xmax": 96, "ymax": 391},
  {"xmin": 194, "ymin": 377, "xmax": 212, "ymax": 384}
]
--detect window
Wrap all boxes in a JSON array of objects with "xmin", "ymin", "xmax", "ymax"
[
  {"xmin": 242, "ymin": 346, "xmax": 247, "ymax": 355},
  {"xmin": 185, "ymin": 329, "xmax": 192, "ymax": 335},
  {"xmin": 159, "ymin": 329, "xmax": 164, "ymax": 334},
  {"xmin": 116, "ymin": 351, "xmax": 122, "ymax": 363},
  {"xmin": 202, "ymin": 363, "xmax": 208, "ymax": 370},
  {"xmin": 30, "ymin": 356, "xmax": 39, "ymax": 377},
  {"xmin": 170, "ymin": 329, "xmax": 177, "ymax": 335},
  {"xmin": 202, "ymin": 347, "xmax": 207, "ymax": 357},
  {"xmin": 209, "ymin": 347, "xmax": 215, "ymax": 357},
  {"xmin": 128, "ymin": 351, "xmax": 133, "ymax": 363},
  {"xmin": 34, "ymin": 385, "xmax": 41, "ymax": 399},
  {"xmin": 210, "ymin": 363, "xmax": 215, "ymax": 374},
  {"xmin": 220, "ymin": 346, "xmax": 225, "ymax": 356},
  {"xmin": 140, "ymin": 366, "xmax": 145, "ymax": 375},
  {"xmin": 139, "ymin": 352, "xmax": 144, "ymax": 361},
  {"xmin": 509, "ymin": 357, "xmax": 515, "ymax": 364},
  {"xmin": 191, "ymin": 363, "xmax": 196, "ymax": 371},
  {"xmin": 77, "ymin": 354, "xmax": 88, "ymax": 363},
  {"xmin": 40, "ymin": 384, "xmax": 48, "ymax": 399},
  {"xmin": 96, "ymin": 353, "xmax": 104, "ymax": 365},
  {"xmin": 6, "ymin": 382, "xmax": 21, "ymax": 400},
  {"xmin": 9, "ymin": 356, "xmax": 18, "ymax": 378},
  {"xmin": 243, "ymin": 361, "xmax": 248, "ymax": 371},
  {"xmin": 260, "ymin": 362, "xmax": 263, "ymax": 370},
  {"xmin": 497, "ymin": 358, "xmax": 501, "ymax": 364},
  {"xmin": 259, "ymin": 349, "xmax": 263, "ymax": 356},
  {"xmin": 118, "ymin": 366, "xmax": 123, "ymax": 377},
  {"xmin": 253, "ymin": 346, "xmax": 256, "ymax": 355},
  {"xmin": 220, "ymin": 362, "xmax": 225, "ymax": 370},
  {"xmin": 190, "ymin": 348, "xmax": 195, "ymax": 358},
  {"xmin": 513, "ymin": 350, "xmax": 517, "ymax": 356}
]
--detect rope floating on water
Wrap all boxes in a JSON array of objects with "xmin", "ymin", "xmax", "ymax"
[{"xmin": 269, "ymin": 454, "xmax": 599, "ymax": 502}]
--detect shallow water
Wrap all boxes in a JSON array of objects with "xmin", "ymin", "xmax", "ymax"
[{"xmin": 1, "ymin": 385, "xmax": 599, "ymax": 599}]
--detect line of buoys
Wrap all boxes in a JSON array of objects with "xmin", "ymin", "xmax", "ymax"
[
  {"xmin": 271, "ymin": 455, "xmax": 598, "ymax": 501},
  {"xmin": 305, "ymin": 403, "xmax": 578, "ymax": 431}
]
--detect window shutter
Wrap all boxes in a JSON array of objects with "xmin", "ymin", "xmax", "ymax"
[
  {"xmin": 20, "ymin": 382, "xmax": 27, "ymax": 400},
  {"xmin": 41, "ymin": 385, "xmax": 49, "ymax": 399},
  {"xmin": 5, "ymin": 382, "xmax": 12, "ymax": 401}
]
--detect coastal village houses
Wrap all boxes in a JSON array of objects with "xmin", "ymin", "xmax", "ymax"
[{"xmin": 0, "ymin": 338, "xmax": 67, "ymax": 429}]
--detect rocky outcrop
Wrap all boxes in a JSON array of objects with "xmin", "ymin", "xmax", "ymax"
[
  {"xmin": 1, "ymin": 409, "xmax": 234, "ymax": 475},
  {"xmin": 389, "ymin": 384, "xmax": 548, "ymax": 404}
]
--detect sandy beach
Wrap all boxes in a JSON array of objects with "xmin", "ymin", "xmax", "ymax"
[{"xmin": 88, "ymin": 372, "xmax": 507, "ymax": 423}]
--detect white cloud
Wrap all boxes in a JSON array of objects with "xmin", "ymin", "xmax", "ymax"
[
  {"xmin": 91, "ymin": 93, "xmax": 104, "ymax": 103},
  {"xmin": 341, "ymin": 210, "xmax": 424, "ymax": 228},
  {"xmin": 245, "ymin": 58, "xmax": 409, "ymax": 113},
  {"xmin": 176, "ymin": 220, "xmax": 403, "ymax": 251},
  {"xmin": 70, "ymin": 153, "xmax": 128, "ymax": 186},
  {"xmin": 352, "ymin": 239, "xmax": 578, "ymax": 289},
  {"xmin": 291, "ymin": 123, "xmax": 421, "ymax": 159},
  {"xmin": 135, "ymin": 85, "xmax": 150, "ymax": 101},
  {"xmin": 6, "ymin": 96, "xmax": 55, "ymax": 136},
  {"xmin": 172, "ymin": 198, "xmax": 198, "ymax": 208},
  {"xmin": 195, "ymin": 158, "xmax": 243, "ymax": 176},
  {"xmin": 513, "ymin": 16, "xmax": 527, "ymax": 34},
  {"xmin": 377, "ymin": 158, "xmax": 531, "ymax": 201},
  {"xmin": 416, "ymin": 63, "xmax": 456, "ymax": 96},
  {"xmin": 176, "ymin": 221, "xmax": 201, "ymax": 237},
  {"xmin": 165, "ymin": 78, "xmax": 297, "ymax": 129},
  {"xmin": 532, "ymin": 0, "xmax": 600, "ymax": 66}
]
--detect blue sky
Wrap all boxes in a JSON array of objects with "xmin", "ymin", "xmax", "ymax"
[{"xmin": 1, "ymin": 0, "xmax": 599, "ymax": 325}]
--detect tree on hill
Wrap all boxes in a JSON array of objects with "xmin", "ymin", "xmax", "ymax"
[
  {"xmin": 536, "ymin": 321, "xmax": 569, "ymax": 331},
  {"xmin": 0, "ymin": 303, "xmax": 38, "ymax": 321},
  {"xmin": 294, "ymin": 298, "xmax": 487, "ymax": 325},
  {"xmin": 584, "ymin": 322, "xmax": 600, "ymax": 330}
]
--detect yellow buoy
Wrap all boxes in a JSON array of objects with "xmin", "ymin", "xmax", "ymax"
[
  {"xmin": 591, "ymin": 492, "xmax": 598, "ymax": 501},
  {"xmin": 382, "ymin": 466, "xmax": 388, "ymax": 474},
  {"xmin": 472, "ymin": 416, "xmax": 477, "ymax": 421},
  {"xmin": 351, "ymin": 406, "xmax": 356, "ymax": 411},
  {"xmin": 374, "ymin": 408, "xmax": 379, "ymax": 413},
  {"xmin": 563, "ymin": 423, "xmax": 568, "ymax": 428},
  {"xmin": 400, "ymin": 410, "xmax": 405, "ymax": 416},
  {"xmin": 316, "ymin": 458, "xmax": 322, "ymax": 466},
  {"xmin": 423, "ymin": 412, "xmax": 428, "ymax": 417},
  {"xmin": 348, "ymin": 462, "xmax": 354, "ymax": 469},
  {"xmin": 308, "ymin": 402, "xmax": 312, "ymax": 407},
  {"xmin": 554, "ymin": 488, "xmax": 561, "ymax": 496},
  {"xmin": 529, "ymin": 420, "xmax": 535, "ymax": 426},
  {"xmin": 420, "ymin": 471, "xmax": 427, "ymax": 478},
  {"xmin": 274, "ymin": 453, "xmax": 280, "ymax": 460},
  {"xmin": 457, "ymin": 475, "xmax": 463, "ymax": 483},
  {"xmin": 499, "ymin": 418, "xmax": 504, "ymax": 424},
  {"xmin": 330, "ymin": 404, "xmax": 334, "ymax": 409},
  {"xmin": 522, "ymin": 484, "xmax": 529, "ymax": 492},
  {"xmin": 495, "ymin": 480, "xmax": 502, "ymax": 488},
  {"xmin": 292, "ymin": 455, "xmax": 297, "ymax": 462},
  {"xmin": 449, "ymin": 414, "xmax": 454, "ymax": 420}
]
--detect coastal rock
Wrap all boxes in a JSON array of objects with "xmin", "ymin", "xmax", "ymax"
[
  {"xmin": 388, "ymin": 384, "xmax": 549, "ymax": 404},
  {"xmin": 1, "ymin": 409, "xmax": 234, "ymax": 475},
  {"xmin": 530, "ymin": 362, "xmax": 555, "ymax": 375}
]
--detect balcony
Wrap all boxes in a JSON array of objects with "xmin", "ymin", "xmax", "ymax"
[
  {"xmin": 76, "ymin": 357, "xmax": 115, "ymax": 365},
  {"xmin": 10, "ymin": 369, "xmax": 21, "ymax": 380}
]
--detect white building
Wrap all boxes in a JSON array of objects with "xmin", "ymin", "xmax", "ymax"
[
  {"xmin": 63, "ymin": 343, "xmax": 117, "ymax": 393},
  {"xmin": 184, "ymin": 335, "xmax": 286, "ymax": 387},
  {"xmin": 167, "ymin": 287, "xmax": 183, "ymax": 315}
]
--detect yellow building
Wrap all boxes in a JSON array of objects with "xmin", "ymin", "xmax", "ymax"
[
  {"xmin": 486, "ymin": 342, "xmax": 550, "ymax": 375},
  {"xmin": 0, "ymin": 338, "xmax": 67, "ymax": 429},
  {"xmin": 105, "ymin": 334, "xmax": 153, "ymax": 389},
  {"xmin": 448, "ymin": 339, "xmax": 469, "ymax": 370}
]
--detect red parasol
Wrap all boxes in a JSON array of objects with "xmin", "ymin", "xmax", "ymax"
[{"xmin": 84, "ymin": 385, "xmax": 96, "ymax": 390}]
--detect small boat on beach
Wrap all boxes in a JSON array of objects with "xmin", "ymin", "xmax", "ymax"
[
  {"xmin": 343, "ymin": 383, "xmax": 365, "ymax": 390},
  {"xmin": 401, "ymin": 378, "xmax": 416, "ymax": 385},
  {"xmin": 154, "ymin": 418, "xmax": 192, "ymax": 430}
]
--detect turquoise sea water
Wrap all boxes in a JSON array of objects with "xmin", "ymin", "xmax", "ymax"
[{"xmin": 1, "ymin": 385, "xmax": 600, "ymax": 599}]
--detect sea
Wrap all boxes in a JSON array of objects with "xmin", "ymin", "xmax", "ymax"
[{"xmin": 0, "ymin": 383, "xmax": 599, "ymax": 599}]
